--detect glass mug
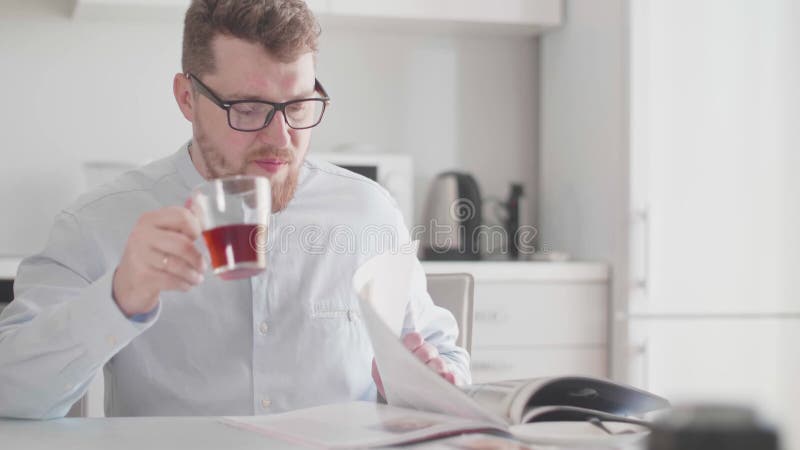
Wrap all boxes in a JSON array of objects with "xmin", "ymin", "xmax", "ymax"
[{"xmin": 191, "ymin": 175, "xmax": 271, "ymax": 280}]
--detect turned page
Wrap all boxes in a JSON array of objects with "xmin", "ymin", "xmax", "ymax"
[{"xmin": 353, "ymin": 247, "xmax": 507, "ymax": 426}]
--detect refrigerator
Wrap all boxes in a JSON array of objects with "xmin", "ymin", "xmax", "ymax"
[{"xmin": 625, "ymin": 0, "xmax": 800, "ymax": 432}]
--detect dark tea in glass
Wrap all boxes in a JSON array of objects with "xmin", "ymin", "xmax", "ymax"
[{"xmin": 191, "ymin": 176, "xmax": 270, "ymax": 280}]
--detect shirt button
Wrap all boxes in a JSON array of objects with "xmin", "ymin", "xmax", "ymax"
[
  {"xmin": 347, "ymin": 310, "xmax": 358, "ymax": 322},
  {"xmin": 258, "ymin": 322, "xmax": 269, "ymax": 335},
  {"xmin": 106, "ymin": 335, "xmax": 118, "ymax": 346},
  {"xmin": 261, "ymin": 399, "xmax": 272, "ymax": 410}
]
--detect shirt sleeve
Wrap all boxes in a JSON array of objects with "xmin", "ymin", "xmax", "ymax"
[
  {"xmin": 401, "ymin": 257, "xmax": 472, "ymax": 386},
  {"xmin": 0, "ymin": 211, "xmax": 159, "ymax": 419},
  {"xmin": 383, "ymin": 202, "xmax": 471, "ymax": 386}
]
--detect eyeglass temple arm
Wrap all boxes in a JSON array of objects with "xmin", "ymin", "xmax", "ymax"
[
  {"xmin": 315, "ymin": 79, "xmax": 331, "ymax": 102},
  {"xmin": 186, "ymin": 73, "xmax": 228, "ymax": 108}
]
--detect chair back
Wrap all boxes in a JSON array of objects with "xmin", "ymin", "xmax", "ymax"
[{"xmin": 425, "ymin": 272, "xmax": 474, "ymax": 353}]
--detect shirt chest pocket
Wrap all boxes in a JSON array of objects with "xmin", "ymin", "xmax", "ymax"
[
  {"xmin": 311, "ymin": 304, "xmax": 362, "ymax": 323},
  {"xmin": 311, "ymin": 302, "xmax": 362, "ymax": 332},
  {"xmin": 308, "ymin": 293, "xmax": 365, "ymax": 337},
  {"xmin": 303, "ymin": 277, "xmax": 364, "ymax": 334},
  {"xmin": 306, "ymin": 283, "xmax": 361, "ymax": 320}
]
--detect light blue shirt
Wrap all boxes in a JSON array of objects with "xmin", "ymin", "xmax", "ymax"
[{"xmin": 0, "ymin": 142, "xmax": 470, "ymax": 419}]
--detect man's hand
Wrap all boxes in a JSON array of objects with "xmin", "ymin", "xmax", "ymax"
[
  {"xmin": 112, "ymin": 206, "xmax": 206, "ymax": 317},
  {"xmin": 371, "ymin": 331, "xmax": 457, "ymax": 398}
]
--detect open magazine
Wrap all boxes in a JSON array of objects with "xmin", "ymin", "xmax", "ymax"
[
  {"xmin": 458, "ymin": 376, "xmax": 667, "ymax": 426},
  {"xmin": 351, "ymin": 248, "xmax": 669, "ymax": 444},
  {"xmin": 222, "ymin": 401, "xmax": 516, "ymax": 449},
  {"xmin": 223, "ymin": 248, "xmax": 669, "ymax": 448}
]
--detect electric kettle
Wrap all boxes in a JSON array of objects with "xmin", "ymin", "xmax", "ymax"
[{"xmin": 419, "ymin": 172, "xmax": 482, "ymax": 260}]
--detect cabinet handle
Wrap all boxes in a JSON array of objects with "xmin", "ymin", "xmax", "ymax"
[
  {"xmin": 632, "ymin": 208, "xmax": 650, "ymax": 295},
  {"xmin": 474, "ymin": 310, "xmax": 507, "ymax": 322},
  {"xmin": 628, "ymin": 340, "xmax": 650, "ymax": 390},
  {"xmin": 471, "ymin": 361, "xmax": 513, "ymax": 371}
]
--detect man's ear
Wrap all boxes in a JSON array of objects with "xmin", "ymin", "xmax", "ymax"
[{"xmin": 173, "ymin": 73, "xmax": 195, "ymax": 122}]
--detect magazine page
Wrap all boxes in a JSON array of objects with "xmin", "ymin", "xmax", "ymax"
[
  {"xmin": 519, "ymin": 405, "xmax": 654, "ymax": 426},
  {"xmin": 507, "ymin": 378, "xmax": 560, "ymax": 424},
  {"xmin": 459, "ymin": 379, "xmax": 532, "ymax": 421},
  {"xmin": 353, "ymin": 249, "xmax": 509, "ymax": 426},
  {"xmin": 221, "ymin": 401, "xmax": 504, "ymax": 449},
  {"xmin": 350, "ymin": 242, "xmax": 417, "ymax": 336},
  {"xmin": 508, "ymin": 376, "xmax": 671, "ymax": 424},
  {"xmin": 411, "ymin": 432, "xmax": 548, "ymax": 450},
  {"xmin": 508, "ymin": 419, "xmax": 650, "ymax": 447}
]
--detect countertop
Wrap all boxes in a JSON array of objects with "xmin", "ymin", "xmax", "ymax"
[
  {"xmin": 1, "ymin": 256, "xmax": 610, "ymax": 283},
  {"xmin": 0, "ymin": 257, "xmax": 21, "ymax": 279}
]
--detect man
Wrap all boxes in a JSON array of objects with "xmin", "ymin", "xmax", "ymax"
[{"xmin": 0, "ymin": 0, "xmax": 469, "ymax": 419}]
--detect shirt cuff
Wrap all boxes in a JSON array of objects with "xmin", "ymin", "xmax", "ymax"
[
  {"xmin": 441, "ymin": 352, "xmax": 472, "ymax": 386},
  {"xmin": 67, "ymin": 270, "xmax": 160, "ymax": 364},
  {"xmin": 129, "ymin": 307, "xmax": 160, "ymax": 323}
]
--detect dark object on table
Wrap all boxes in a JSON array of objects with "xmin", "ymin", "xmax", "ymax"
[
  {"xmin": 0, "ymin": 278, "xmax": 13, "ymax": 307},
  {"xmin": 648, "ymin": 404, "xmax": 779, "ymax": 450}
]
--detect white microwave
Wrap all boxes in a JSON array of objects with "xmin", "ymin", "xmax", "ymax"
[{"xmin": 311, "ymin": 152, "xmax": 414, "ymax": 227}]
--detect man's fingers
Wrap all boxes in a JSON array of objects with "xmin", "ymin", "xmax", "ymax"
[
  {"xmin": 150, "ymin": 229, "xmax": 206, "ymax": 272},
  {"xmin": 402, "ymin": 332, "xmax": 424, "ymax": 352},
  {"xmin": 371, "ymin": 358, "xmax": 386, "ymax": 399},
  {"xmin": 413, "ymin": 342, "xmax": 439, "ymax": 364},
  {"xmin": 151, "ymin": 267, "xmax": 196, "ymax": 293},
  {"xmin": 147, "ymin": 248, "xmax": 204, "ymax": 286},
  {"xmin": 426, "ymin": 357, "xmax": 447, "ymax": 373},
  {"xmin": 148, "ymin": 206, "xmax": 202, "ymax": 240},
  {"xmin": 402, "ymin": 333, "xmax": 456, "ymax": 385}
]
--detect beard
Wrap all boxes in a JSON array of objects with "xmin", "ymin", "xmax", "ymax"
[{"xmin": 194, "ymin": 131, "xmax": 300, "ymax": 213}]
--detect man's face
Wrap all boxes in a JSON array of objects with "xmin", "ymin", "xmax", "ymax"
[{"xmin": 179, "ymin": 35, "xmax": 317, "ymax": 212}]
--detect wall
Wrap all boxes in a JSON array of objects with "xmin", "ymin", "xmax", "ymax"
[
  {"xmin": 538, "ymin": 0, "xmax": 629, "ymax": 378},
  {"xmin": 0, "ymin": 0, "xmax": 539, "ymax": 258}
]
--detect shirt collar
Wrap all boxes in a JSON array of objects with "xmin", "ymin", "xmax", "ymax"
[{"xmin": 174, "ymin": 140, "xmax": 205, "ymax": 191}]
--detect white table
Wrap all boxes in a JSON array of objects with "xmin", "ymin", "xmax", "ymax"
[
  {"xmin": 1, "ymin": 416, "xmax": 305, "ymax": 450},
  {"xmin": 0, "ymin": 415, "xmax": 643, "ymax": 450}
]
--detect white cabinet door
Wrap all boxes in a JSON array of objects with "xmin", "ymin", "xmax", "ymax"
[
  {"xmin": 629, "ymin": 0, "xmax": 800, "ymax": 315},
  {"xmin": 73, "ymin": 0, "xmax": 330, "ymax": 18},
  {"xmin": 628, "ymin": 318, "xmax": 793, "ymax": 415},
  {"xmin": 327, "ymin": 0, "xmax": 562, "ymax": 26},
  {"xmin": 471, "ymin": 348, "xmax": 607, "ymax": 384},
  {"xmin": 473, "ymin": 282, "xmax": 607, "ymax": 347}
]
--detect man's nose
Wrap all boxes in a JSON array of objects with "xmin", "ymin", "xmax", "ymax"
[{"xmin": 257, "ymin": 110, "xmax": 291, "ymax": 148}]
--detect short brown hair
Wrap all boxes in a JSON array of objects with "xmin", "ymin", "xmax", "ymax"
[{"xmin": 182, "ymin": 0, "xmax": 320, "ymax": 76}]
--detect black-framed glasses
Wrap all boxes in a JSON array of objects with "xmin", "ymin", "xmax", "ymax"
[{"xmin": 187, "ymin": 73, "xmax": 331, "ymax": 132}]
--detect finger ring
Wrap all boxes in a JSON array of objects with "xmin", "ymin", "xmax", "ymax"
[{"xmin": 162, "ymin": 256, "xmax": 169, "ymax": 268}]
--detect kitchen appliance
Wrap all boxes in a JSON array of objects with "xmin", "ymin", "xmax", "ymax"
[
  {"xmin": 503, "ymin": 183, "xmax": 524, "ymax": 260},
  {"xmin": 419, "ymin": 172, "xmax": 482, "ymax": 261},
  {"xmin": 312, "ymin": 152, "xmax": 414, "ymax": 227}
]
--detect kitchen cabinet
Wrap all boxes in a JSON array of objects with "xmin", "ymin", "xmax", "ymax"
[
  {"xmin": 538, "ymin": 0, "xmax": 800, "ymax": 423},
  {"xmin": 624, "ymin": 0, "xmax": 800, "ymax": 410},
  {"xmin": 323, "ymin": 0, "xmax": 561, "ymax": 35},
  {"xmin": 0, "ymin": 258, "xmax": 18, "ymax": 280},
  {"xmin": 470, "ymin": 347, "xmax": 606, "ymax": 382},
  {"xmin": 627, "ymin": 317, "xmax": 798, "ymax": 417},
  {"xmin": 71, "ymin": 0, "xmax": 562, "ymax": 35},
  {"xmin": 422, "ymin": 261, "xmax": 609, "ymax": 383}
]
